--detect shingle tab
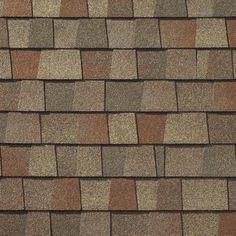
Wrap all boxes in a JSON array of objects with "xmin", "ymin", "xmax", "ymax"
[
  {"xmin": 108, "ymin": 113, "xmax": 138, "ymax": 144},
  {"xmin": 160, "ymin": 20, "xmax": 196, "ymax": 48},
  {"xmin": 52, "ymin": 213, "xmax": 110, "ymax": 236},
  {"xmin": 57, "ymin": 146, "xmax": 102, "ymax": 176},
  {"xmin": 136, "ymin": 179, "xmax": 182, "ymax": 210},
  {"xmin": 112, "ymin": 213, "xmax": 182, "ymax": 236},
  {"xmin": 197, "ymin": 50, "xmax": 233, "ymax": 80},
  {"xmin": 183, "ymin": 213, "xmax": 236, "ymax": 236},
  {"xmin": 166, "ymin": 145, "xmax": 236, "ymax": 177},
  {"xmin": 107, "ymin": 19, "xmax": 161, "ymax": 48},
  {"xmin": 137, "ymin": 113, "xmax": 208, "ymax": 144},
  {"xmin": 45, "ymin": 81, "xmax": 104, "ymax": 111},
  {"xmin": 106, "ymin": 81, "xmax": 177, "ymax": 111},
  {"xmin": 0, "ymin": 0, "xmax": 32, "ymax": 17},
  {"xmin": 0, "ymin": 81, "xmax": 44, "ymax": 111},
  {"xmin": 11, "ymin": 50, "xmax": 82, "ymax": 80},
  {"xmin": 0, "ymin": 179, "xmax": 24, "ymax": 210},
  {"xmin": 137, "ymin": 50, "xmax": 197, "ymax": 80},
  {"xmin": 82, "ymin": 50, "xmax": 137, "ymax": 80},
  {"xmin": 0, "ymin": 113, "xmax": 41, "ymax": 143},
  {"xmin": 133, "ymin": 0, "xmax": 187, "ymax": 17},
  {"xmin": 24, "ymin": 179, "xmax": 81, "ymax": 210},
  {"xmin": 88, "ymin": 0, "xmax": 133, "ymax": 17},
  {"xmin": 177, "ymin": 82, "xmax": 236, "ymax": 111},
  {"xmin": 54, "ymin": 19, "xmax": 108, "ymax": 48},
  {"xmin": 41, "ymin": 113, "xmax": 108, "ymax": 144},
  {"xmin": 0, "ymin": 213, "xmax": 51, "ymax": 236},
  {"xmin": 208, "ymin": 114, "xmax": 236, "ymax": 143},
  {"xmin": 187, "ymin": 0, "xmax": 236, "ymax": 17},
  {"xmin": 8, "ymin": 19, "xmax": 53, "ymax": 48},
  {"xmin": 81, "ymin": 179, "xmax": 137, "ymax": 210},
  {"xmin": 32, "ymin": 0, "xmax": 88, "ymax": 17},
  {"xmin": 182, "ymin": 179, "xmax": 228, "ymax": 210},
  {"xmin": 1, "ymin": 145, "xmax": 57, "ymax": 176},
  {"xmin": 102, "ymin": 146, "xmax": 156, "ymax": 177}
]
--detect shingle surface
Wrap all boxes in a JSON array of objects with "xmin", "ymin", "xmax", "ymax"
[{"xmin": 0, "ymin": 1, "xmax": 236, "ymax": 235}]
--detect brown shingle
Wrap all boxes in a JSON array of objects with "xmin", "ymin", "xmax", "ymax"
[
  {"xmin": 107, "ymin": 19, "xmax": 160, "ymax": 48},
  {"xmin": 80, "ymin": 179, "xmax": 137, "ymax": 210},
  {"xmin": 112, "ymin": 213, "xmax": 182, "ymax": 236},
  {"xmin": 32, "ymin": 0, "xmax": 88, "ymax": 17},
  {"xmin": 1, "ymin": 145, "xmax": 57, "ymax": 176},
  {"xmin": 0, "ymin": 213, "xmax": 51, "ymax": 236},
  {"xmin": 137, "ymin": 179, "xmax": 182, "ymax": 210},
  {"xmin": 0, "ymin": 179, "xmax": 24, "ymax": 210},
  {"xmin": 106, "ymin": 81, "xmax": 177, "ymax": 111},
  {"xmin": 102, "ymin": 146, "xmax": 156, "ymax": 177},
  {"xmin": 0, "ymin": 0, "xmax": 32, "ymax": 17},
  {"xmin": 57, "ymin": 146, "xmax": 102, "ymax": 176},
  {"xmin": 8, "ymin": 19, "xmax": 53, "ymax": 48},
  {"xmin": 60, "ymin": 0, "xmax": 88, "ymax": 17},
  {"xmin": 177, "ymin": 82, "xmax": 236, "ymax": 111},
  {"xmin": 0, "ymin": 113, "xmax": 41, "ymax": 143},
  {"xmin": 45, "ymin": 81, "xmax": 104, "ymax": 111},
  {"xmin": 88, "ymin": 0, "xmax": 133, "ymax": 17},
  {"xmin": 82, "ymin": 50, "xmax": 137, "ymax": 80},
  {"xmin": 137, "ymin": 50, "xmax": 197, "ymax": 80},
  {"xmin": 160, "ymin": 20, "xmax": 196, "ymax": 48},
  {"xmin": 187, "ymin": 0, "xmax": 236, "ymax": 17},
  {"xmin": 0, "ymin": 81, "xmax": 44, "ymax": 111},
  {"xmin": 184, "ymin": 213, "xmax": 236, "ymax": 236},
  {"xmin": 11, "ymin": 50, "xmax": 41, "ymax": 79},
  {"xmin": 182, "ymin": 179, "xmax": 228, "ymax": 210},
  {"xmin": 52, "ymin": 213, "xmax": 110, "ymax": 236},
  {"xmin": 54, "ymin": 19, "xmax": 108, "ymax": 48},
  {"xmin": 41, "ymin": 113, "xmax": 108, "ymax": 144},
  {"xmin": 208, "ymin": 114, "xmax": 236, "ymax": 143},
  {"xmin": 136, "ymin": 114, "xmax": 166, "ymax": 144},
  {"xmin": 166, "ymin": 145, "xmax": 236, "ymax": 177},
  {"xmin": 133, "ymin": 0, "xmax": 187, "ymax": 17},
  {"xmin": 137, "ymin": 113, "xmax": 208, "ymax": 144},
  {"xmin": 197, "ymin": 50, "xmax": 233, "ymax": 80},
  {"xmin": 24, "ymin": 179, "xmax": 81, "ymax": 210}
]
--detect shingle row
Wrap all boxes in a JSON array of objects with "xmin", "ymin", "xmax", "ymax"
[
  {"xmin": 1, "ymin": 19, "xmax": 236, "ymax": 48},
  {"xmin": 1, "ymin": 81, "xmax": 236, "ymax": 112},
  {"xmin": 0, "ymin": 112, "xmax": 235, "ymax": 144},
  {"xmin": 1, "ymin": 0, "xmax": 236, "ymax": 18},
  {"xmin": 2, "ymin": 145, "xmax": 235, "ymax": 177},
  {"xmin": 2, "ymin": 49, "xmax": 236, "ymax": 80},
  {"xmin": 2, "ymin": 178, "xmax": 236, "ymax": 211},
  {"xmin": 1, "ymin": 211, "xmax": 236, "ymax": 236}
]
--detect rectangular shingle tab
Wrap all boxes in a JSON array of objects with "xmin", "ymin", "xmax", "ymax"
[
  {"xmin": 54, "ymin": 19, "xmax": 108, "ymax": 48},
  {"xmin": 166, "ymin": 145, "xmax": 236, "ymax": 177},
  {"xmin": 0, "ymin": 81, "xmax": 44, "ymax": 111},
  {"xmin": 1, "ymin": 145, "xmax": 57, "ymax": 176}
]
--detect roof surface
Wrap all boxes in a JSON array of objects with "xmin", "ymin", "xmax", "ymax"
[{"xmin": 0, "ymin": 0, "xmax": 236, "ymax": 235}]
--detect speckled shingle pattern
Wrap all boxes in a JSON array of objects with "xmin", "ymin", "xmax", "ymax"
[{"xmin": 0, "ymin": 1, "xmax": 236, "ymax": 235}]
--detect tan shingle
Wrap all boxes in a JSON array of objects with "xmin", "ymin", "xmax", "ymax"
[
  {"xmin": 182, "ymin": 179, "xmax": 228, "ymax": 210},
  {"xmin": 108, "ymin": 113, "xmax": 138, "ymax": 144},
  {"xmin": 57, "ymin": 146, "xmax": 102, "ymax": 176}
]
